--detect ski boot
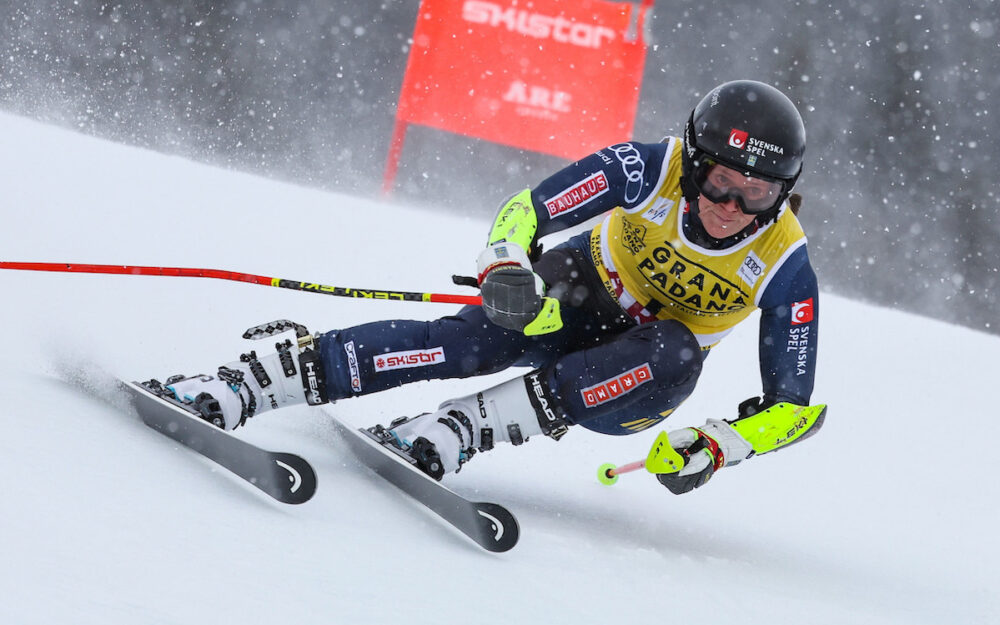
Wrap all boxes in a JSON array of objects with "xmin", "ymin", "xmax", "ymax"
[
  {"xmin": 143, "ymin": 320, "xmax": 329, "ymax": 430},
  {"xmin": 369, "ymin": 370, "xmax": 571, "ymax": 480}
]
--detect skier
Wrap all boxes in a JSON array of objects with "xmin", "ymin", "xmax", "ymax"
[{"xmin": 152, "ymin": 80, "xmax": 825, "ymax": 494}]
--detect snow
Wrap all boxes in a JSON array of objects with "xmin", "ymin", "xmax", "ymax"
[{"xmin": 1, "ymin": 111, "xmax": 997, "ymax": 625}]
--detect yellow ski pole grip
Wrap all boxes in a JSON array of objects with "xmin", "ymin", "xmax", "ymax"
[
  {"xmin": 644, "ymin": 430, "xmax": 686, "ymax": 474},
  {"xmin": 523, "ymin": 296, "xmax": 563, "ymax": 336}
]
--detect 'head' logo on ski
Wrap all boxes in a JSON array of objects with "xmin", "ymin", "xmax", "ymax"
[
  {"xmin": 477, "ymin": 509, "xmax": 505, "ymax": 542},
  {"xmin": 275, "ymin": 459, "xmax": 303, "ymax": 493}
]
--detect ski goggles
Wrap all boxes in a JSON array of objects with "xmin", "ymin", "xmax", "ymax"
[{"xmin": 691, "ymin": 159, "xmax": 788, "ymax": 215}]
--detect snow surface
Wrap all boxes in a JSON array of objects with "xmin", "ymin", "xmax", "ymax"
[{"xmin": 0, "ymin": 112, "xmax": 997, "ymax": 625}]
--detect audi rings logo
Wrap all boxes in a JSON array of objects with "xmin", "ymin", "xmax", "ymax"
[
  {"xmin": 737, "ymin": 251, "xmax": 766, "ymax": 288},
  {"xmin": 607, "ymin": 143, "xmax": 645, "ymax": 204}
]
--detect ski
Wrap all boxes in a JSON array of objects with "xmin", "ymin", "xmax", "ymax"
[
  {"xmin": 121, "ymin": 380, "xmax": 317, "ymax": 504},
  {"xmin": 331, "ymin": 419, "xmax": 519, "ymax": 552}
]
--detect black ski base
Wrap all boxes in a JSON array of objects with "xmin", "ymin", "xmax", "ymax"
[
  {"xmin": 123, "ymin": 380, "xmax": 316, "ymax": 504},
  {"xmin": 331, "ymin": 419, "xmax": 518, "ymax": 552}
]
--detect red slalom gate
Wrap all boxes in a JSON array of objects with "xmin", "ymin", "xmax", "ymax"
[{"xmin": 384, "ymin": 0, "xmax": 653, "ymax": 191}]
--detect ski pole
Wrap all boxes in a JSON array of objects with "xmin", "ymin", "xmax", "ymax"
[
  {"xmin": 597, "ymin": 430, "xmax": 688, "ymax": 485},
  {"xmin": 0, "ymin": 261, "xmax": 483, "ymax": 306},
  {"xmin": 597, "ymin": 459, "xmax": 647, "ymax": 485}
]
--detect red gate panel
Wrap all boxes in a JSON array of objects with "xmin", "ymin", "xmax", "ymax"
[{"xmin": 395, "ymin": 0, "xmax": 650, "ymax": 161}]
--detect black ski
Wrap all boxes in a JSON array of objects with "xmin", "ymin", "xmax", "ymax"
[
  {"xmin": 331, "ymin": 419, "xmax": 519, "ymax": 552},
  {"xmin": 122, "ymin": 381, "xmax": 316, "ymax": 504}
]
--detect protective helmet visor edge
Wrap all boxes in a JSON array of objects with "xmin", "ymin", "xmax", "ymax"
[{"xmin": 690, "ymin": 158, "xmax": 790, "ymax": 215}]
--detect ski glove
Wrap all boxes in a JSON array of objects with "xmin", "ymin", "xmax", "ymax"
[
  {"xmin": 656, "ymin": 419, "xmax": 754, "ymax": 495},
  {"xmin": 477, "ymin": 242, "xmax": 545, "ymax": 332}
]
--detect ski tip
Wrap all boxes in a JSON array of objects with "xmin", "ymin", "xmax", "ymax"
[
  {"xmin": 472, "ymin": 502, "xmax": 519, "ymax": 552},
  {"xmin": 270, "ymin": 452, "xmax": 318, "ymax": 504}
]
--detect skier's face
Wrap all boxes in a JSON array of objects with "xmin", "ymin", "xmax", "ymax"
[{"xmin": 697, "ymin": 175, "xmax": 758, "ymax": 239}]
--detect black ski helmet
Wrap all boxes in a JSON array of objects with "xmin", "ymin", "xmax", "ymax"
[{"xmin": 681, "ymin": 80, "xmax": 806, "ymax": 218}]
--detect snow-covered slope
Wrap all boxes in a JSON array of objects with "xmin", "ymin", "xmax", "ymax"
[{"xmin": 0, "ymin": 113, "xmax": 996, "ymax": 625}]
